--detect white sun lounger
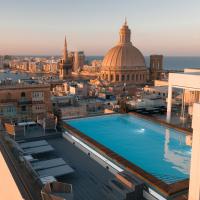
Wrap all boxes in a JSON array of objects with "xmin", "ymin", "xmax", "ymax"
[
  {"xmin": 32, "ymin": 158, "xmax": 66, "ymax": 170},
  {"xmin": 23, "ymin": 145, "xmax": 54, "ymax": 155},
  {"xmin": 20, "ymin": 140, "xmax": 48, "ymax": 149},
  {"xmin": 38, "ymin": 165, "xmax": 74, "ymax": 178}
]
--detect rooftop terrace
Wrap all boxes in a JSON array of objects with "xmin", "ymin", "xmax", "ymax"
[{"xmin": 46, "ymin": 137, "xmax": 123, "ymax": 200}]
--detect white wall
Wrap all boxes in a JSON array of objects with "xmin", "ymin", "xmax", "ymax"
[
  {"xmin": 0, "ymin": 151, "xmax": 23, "ymax": 200},
  {"xmin": 189, "ymin": 103, "xmax": 200, "ymax": 200}
]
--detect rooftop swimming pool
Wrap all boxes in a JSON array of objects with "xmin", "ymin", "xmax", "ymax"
[{"xmin": 65, "ymin": 114, "xmax": 191, "ymax": 184}]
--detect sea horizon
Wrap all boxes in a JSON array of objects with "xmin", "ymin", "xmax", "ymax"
[
  {"xmin": 2, "ymin": 55, "xmax": 200, "ymax": 70},
  {"xmin": 87, "ymin": 56, "xmax": 200, "ymax": 70}
]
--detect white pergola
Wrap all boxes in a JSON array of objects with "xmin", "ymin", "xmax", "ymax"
[{"xmin": 166, "ymin": 70, "xmax": 200, "ymax": 122}]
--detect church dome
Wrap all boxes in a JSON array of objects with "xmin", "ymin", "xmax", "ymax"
[
  {"xmin": 102, "ymin": 20, "xmax": 146, "ymax": 71},
  {"xmin": 102, "ymin": 44, "xmax": 145, "ymax": 70}
]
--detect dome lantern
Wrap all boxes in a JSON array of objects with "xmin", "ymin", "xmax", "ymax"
[{"xmin": 119, "ymin": 19, "xmax": 132, "ymax": 45}]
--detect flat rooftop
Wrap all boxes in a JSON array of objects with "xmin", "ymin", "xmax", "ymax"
[{"xmin": 0, "ymin": 82, "xmax": 50, "ymax": 90}]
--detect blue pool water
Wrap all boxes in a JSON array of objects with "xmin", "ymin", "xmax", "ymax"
[{"xmin": 66, "ymin": 114, "xmax": 191, "ymax": 184}]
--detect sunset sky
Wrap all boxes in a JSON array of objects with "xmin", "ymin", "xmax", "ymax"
[{"xmin": 0, "ymin": 0, "xmax": 200, "ymax": 56}]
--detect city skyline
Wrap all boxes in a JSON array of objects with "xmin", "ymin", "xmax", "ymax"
[
  {"xmin": 1, "ymin": 0, "xmax": 200, "ymax": 56},
  {"xmin": 1, "ymin": 2, "xmax": 200, "ymax": 200}
]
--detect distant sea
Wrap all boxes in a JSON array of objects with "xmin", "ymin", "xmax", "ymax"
[
  {"xmin": 1, "ymin": 56, "xmax": 200, "ymax": 81},
  {"xmin": 0, "ymin": 70, "xmax": 30, "ymax": 81},
  {"xmin": 86, "ymin": 56, "xmax": 200, "ymax": 71}
]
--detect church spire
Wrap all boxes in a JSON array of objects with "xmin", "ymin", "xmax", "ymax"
[
  {"xmin": 64, "ymin": 36, "xmax": 67, "ymax": 49},
  {"xmin": 63, "ymin": 36, "xmax": 68, "ymax": 62}
]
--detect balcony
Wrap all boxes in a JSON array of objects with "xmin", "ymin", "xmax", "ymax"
[
  {"xmin": 32, "ymin": 100, "xmax": 44, "ymax": 104},
  {"xmin": 18, "ymin": 98, "xmax": 32, "ymax": 105},
  {"xmin": 0, "ymin": 99, "xmax": 17, "ymax": 104}
]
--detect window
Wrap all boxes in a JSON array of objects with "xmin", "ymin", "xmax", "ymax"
[
  {"xmin": 122, "ymin": 75, "xmax": 125, "ymax": 81},
  {"xmin": 127, "ymin": 75, "xmax": 129, "ymax": 81},
  {"xmin": 6, "ymin": 106, "xmax": 15, "ymax": 113},
  {"xmin": 116, "ymin": 74, "xmax": 119, "ymax": 81},
  {"xmin": 136, "ymin": 74, "xmax": 138, "ymax": 81},
  {"xmin": 32, "ymin": 91, "xmax": 44, "ymax": 99},
  {"xmin": 110, "ymin": 74, "xmax": 113, "ymax": 81},
  {"xmin": 21, "ymin": 106, "xmax": 26, "ymax": 112},
  {"xmin": 132, "ymin": 74, "xmax": 135, "ymax": 81},
  {"xmin": 21, "ymin": 92, "xmax": 26, "ymax": 97}
]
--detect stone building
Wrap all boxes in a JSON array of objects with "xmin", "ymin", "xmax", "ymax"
[
  {"xmin": 43, "ymin": 61, "xmax": 59, "ymax": 74},
  {"xmin": 70, "ymin": 51, "xmax": 85, "ymax": 72},
  {"xmin": 149, "ymin": 55, "xmax": 163, "ymax": 81},
  {"xmin": 100, "ymin": 20, "xmax": 147, "ymax": 94},
  {"xmin": 0, "ymin": 81, "xmax": 52, "ymax": 123},
  {"xmin": 59, "ymin": 37, "xmax": 72, "ymax": 79},
  {"xmin": 69, "ymin": 81, "xmax": 88, "ymax": 97},
  {"xmin": 0, "ymin": 56, "xmax": 4, "ymax": 69}
]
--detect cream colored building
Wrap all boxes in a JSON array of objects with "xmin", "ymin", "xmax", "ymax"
[
  {"xmin": 43, "ymin": 61, "xmax": 59, "ymax": 74},
  {"xmin": 154, "ymin": 80, "xmax": 168, "ymax": 87},
  {"xmin": 144, "ymin": 85, "xmax": 169, "ymax": 99},
  {"xmin": 69, "ymin": 82, "xmax": 88, "ymax": 97},
  {"xmin": 100, "ymin": 20, "xmax": 147, "ymax": 90}
]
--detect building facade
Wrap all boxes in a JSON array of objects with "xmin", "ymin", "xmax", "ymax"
[
  {"xmin": 0, "ymin": 82, "xmax": 52, "ymax": 123},
  {"xmin": 69, "ymin": 82, "xmax": 88, "ymax": 97}
]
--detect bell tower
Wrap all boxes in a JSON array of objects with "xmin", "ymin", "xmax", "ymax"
[
  {"xmin": 149, "ymin": 55, "xmax": 163, "ymax": 82},
  {"xmin": 59, "ymin": 36, "xmax": 72, "ymax": 80}
]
